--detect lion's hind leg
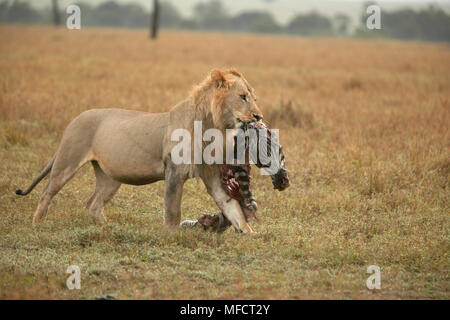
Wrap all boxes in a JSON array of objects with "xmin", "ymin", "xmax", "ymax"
[
  {"xmin": 32, "ymin": 151, "xmax": 89, "ymax": 225},
  {"xmin": 87, "ymin": 161, "xmax": 121, "ymax": 225}
]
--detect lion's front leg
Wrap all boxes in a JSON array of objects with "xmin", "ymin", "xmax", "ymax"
[
  {"xmin": 164, "ymin": 164, "xmax": 186, "ymax": 229},
  {"xmin": 201, "ymin": 169, "xmax": 256, "ymax": 235}
]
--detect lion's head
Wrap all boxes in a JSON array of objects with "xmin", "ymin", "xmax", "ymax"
[{"xmin": 208, "ymin": 69, "xmax": 263, "ymax": 130}]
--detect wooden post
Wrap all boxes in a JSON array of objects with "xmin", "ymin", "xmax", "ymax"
[
  {"xmin": 151, "ymin": 0, "xmax": 160, "ymax": 39},
  {"xmin": 52, "ymin": 0, "xmax": 60, "ymax": 26}
]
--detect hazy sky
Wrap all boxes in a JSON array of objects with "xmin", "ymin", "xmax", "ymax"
[{"xmin": 38, "ymin": 0, "xmax": 450, "ymax": 25}]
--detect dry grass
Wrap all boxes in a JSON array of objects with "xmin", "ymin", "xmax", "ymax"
[{"xmin": 0, "ymin": 25, "xmax": 449, "ymax": 299}]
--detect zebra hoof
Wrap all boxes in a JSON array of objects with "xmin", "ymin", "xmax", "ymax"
[{"xmin": 180, "ymin": 220, "xmax": 199, "ymax": 228}]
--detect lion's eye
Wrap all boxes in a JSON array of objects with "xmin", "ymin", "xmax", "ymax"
[{"xmin": 240, "ymin": 94, "xmax": 247, "ymax": 102}]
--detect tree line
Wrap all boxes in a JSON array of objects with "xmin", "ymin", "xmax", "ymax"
[{"xmin": 0, "ymin": 0, "xmax": 449, "ymax": 42}]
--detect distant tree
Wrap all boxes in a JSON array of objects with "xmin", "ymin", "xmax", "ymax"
[
  {"xmin": 383, "ymin": 9, "xmax": 423, "ymax": 40},
  {"xmin": 356, "ymin": 3, "xmax": 450, "ymax": 42},
  {"xmin": 179, "ymin": 18, "xmax": 198, "ymax": 30},
  {"xmin": 159, "ymin": 1, "xmax": 182, "ymax": 28},
  {"xmin": 2, "ymin": 0, "xmax": 41, "ymax": 24},
  {"xmin": 333, "ymin": 13, "xmax": 351, "ymax": 36},
  {"xmin": 90, "ymin": 1, "xmax": 148, "ymax": 28},
  {"xmin": 193, "ymin": 0, "xmax": 229, "ymax": 30},
  {"xmin": 287, "ymin": 11, "xmax": 333, "ymax": 36},
  {"xmin": 51, "ymin": 0, "xmax": 60, "ymax": 26},
  {"xmin": 91, "ymin": 1, "xmax": 124, "ymax": 27},
  {"xmin": 416, "ymin": 5, "xmax": 450, "ymax": 42},
  {"xmin": 0, "ymin": 1, "xmax": 9, "ymax": 22},
  {"xmin": 150, "ymin": 0, "xmax": 159, "ymax": 39},
  {"xmin": 230, "ymin": 11, "xmax": 281, "ymax": 34},
  {"xmin": 384, "ymin": 5, "xmax": 450, "ymax": 41}
]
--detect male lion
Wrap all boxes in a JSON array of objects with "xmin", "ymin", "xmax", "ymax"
[{"xmin": 16, "ymin": 69, "xmax": 287, "ymax": 235}]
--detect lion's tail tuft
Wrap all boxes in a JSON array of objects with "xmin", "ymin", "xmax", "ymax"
[{"xmin": 15, "ymin": 156, "xmax": 55, "ymax": 197}]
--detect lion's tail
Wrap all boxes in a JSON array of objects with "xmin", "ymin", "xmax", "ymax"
[{"xmin": 15, "ymin": 156, "xmax": 56, "ymax": 196}]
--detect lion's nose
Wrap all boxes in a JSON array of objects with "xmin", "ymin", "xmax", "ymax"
[{"xmin": 253, "ymin": 114, "xmax": 262, "ymax": 121}]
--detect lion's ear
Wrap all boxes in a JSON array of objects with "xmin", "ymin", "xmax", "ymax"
[
  {"xmin": 210, "ymin": 69, "xmax": 226, "ymax": 88},
  {"xmin": 228, "ymin": 69, "xmax": 242, "ymax": 78}
]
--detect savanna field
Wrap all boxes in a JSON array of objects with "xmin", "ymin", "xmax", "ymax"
[{"xmin": 0, "ymin": 25, "xmax": 449, "ymax": 299}]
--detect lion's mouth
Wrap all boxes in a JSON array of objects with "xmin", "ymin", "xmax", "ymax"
[{"xmin": 235, "ymin": 117, "xmax": 256, "ymax": 129}]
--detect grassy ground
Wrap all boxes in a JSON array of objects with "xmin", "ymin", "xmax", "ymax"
[{"xmin": 0, "ymin": 25, "xmax": 449, "ymax": 299}]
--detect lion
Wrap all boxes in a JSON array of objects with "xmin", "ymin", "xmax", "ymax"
[{"xmin": 16, "ymin": 69, "xmax": 287, "ymax": 235}]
